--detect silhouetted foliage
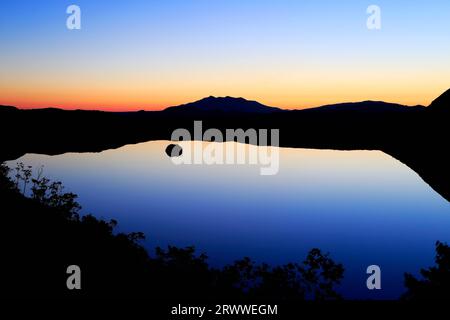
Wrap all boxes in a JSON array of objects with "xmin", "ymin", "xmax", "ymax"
[
  {"xmin": 403, "ymin": 242, "xmax": 450, "ymax": 300},
  {"xmin": 13, "ymin": 162, "xmax": 81, "ymax": 218},
  {"xmin": 0, "ymin": 162, "xmax": 14, "ymax": 191},
  {"xmin": 1, "ymin": 162, "xmax": 344, "ymax": 300},
  {"xmin": 214, "ymin": 250, "xmax": 344, "ymax": 301}
]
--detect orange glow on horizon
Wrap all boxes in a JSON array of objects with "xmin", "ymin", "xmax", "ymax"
[
  {"xmin": 1, "ymin": 83, "xmax": 446, "ymax": 112},
  {"xmin": 1, "ymin": 69, "xmax": 448, "ymax": 111},
  {"xmin": 0, "ymin": 91, "xmax": 442, "ymax": 112},
  {"xmin": 2, "ymin": 69, "xmax": 448, "ymax": 111}
]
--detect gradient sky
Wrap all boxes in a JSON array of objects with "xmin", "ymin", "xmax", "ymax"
[{"xmin": 1, "ymin": 0, "xmax": 450, "ymax": 111}]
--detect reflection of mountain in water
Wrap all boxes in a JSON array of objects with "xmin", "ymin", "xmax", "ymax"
[{"xmin": 1, "ymin": 89, "xmax": 449, "ymax": 201}]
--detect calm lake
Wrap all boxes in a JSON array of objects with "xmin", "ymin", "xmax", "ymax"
[{"xmin": 7, "ymin": 140, "xmax": 450, "ymax": 299}]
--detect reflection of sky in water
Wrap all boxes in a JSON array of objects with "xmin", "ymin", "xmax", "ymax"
[{"xmin": 7, "ymin": 141, "xmax": 450, "ymax": 299}]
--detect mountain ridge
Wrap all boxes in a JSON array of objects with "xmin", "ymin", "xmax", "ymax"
[
  {"xmin": 163, "ymin": 96, "xmax": 427, "ymax": 115},
  {"xmin": 297, "ymin": 100, "xmax": 425, "ymax": 113},
  {"xmin": 1, "ymin": 89, "xmax": 448, "ymax": 114},
  {"xmin": 429, "ymin": 88, "xmax": 450, "ymax": 111},
  {"xmin": 163, "ymin": 96, "xmax": 282, "ymax": 114}
]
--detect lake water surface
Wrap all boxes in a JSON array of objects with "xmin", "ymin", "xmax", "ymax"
[{"xmin": 8, "ymin": 141, "xmax": 450, "ymax": 299}]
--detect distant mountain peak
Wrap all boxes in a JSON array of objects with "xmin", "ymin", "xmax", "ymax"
[
  {"xmin": 0, "ymin": 105, "xmax": 19, "ymax": 112},
  {"xmin": 429, "ymin": 88, "xmax": 450, "ymax": 111},
  {"xmin": 299, "ymin": 100, "xmax": 425, "ymax": 113},
  {"xmin": 163, "ymin": 96, "xmax": 282, "ymax": 114}
]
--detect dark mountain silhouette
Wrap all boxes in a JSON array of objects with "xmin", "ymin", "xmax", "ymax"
[
  {"xmin": 298, "ymin": 101, "xmax": 425, "ymax": 114},
  {"xmin": 163, "ymin": 96, "xmax": 282, "ymax": 114},
  {"xmin": 162, "ymin": 98, "xmax": 425, "ymax": 116},
  {"xmin": 0, "ymin": 105, "xmax": 19, "ymax": 112},
  {"xmin": 0, "ymin": 99, "xmax": 424, "ymax": 116},
  {"xmin": 429, "ymin": 88, "xmax": 450, "ymax": 112}
]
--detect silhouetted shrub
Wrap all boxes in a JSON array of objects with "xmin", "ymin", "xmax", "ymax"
[{"xmin": 403, "ymin": 241, "xmax": 450, "ymax": 300}]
